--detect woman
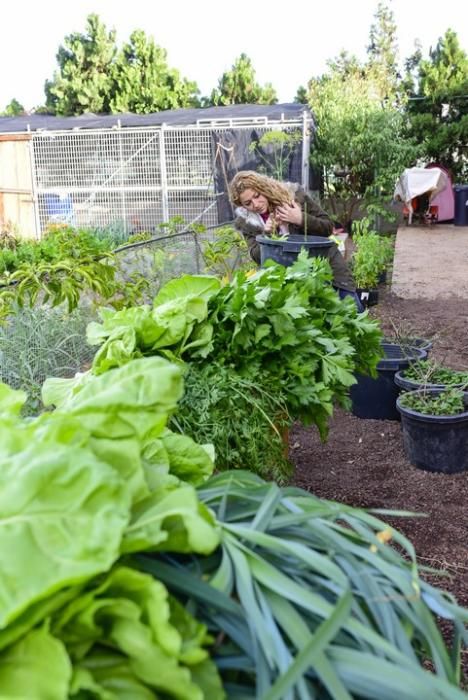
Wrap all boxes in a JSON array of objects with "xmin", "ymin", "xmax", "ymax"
[{"xmin": 229, "ymin": 171, "xmax": 363, "ymax": 311}]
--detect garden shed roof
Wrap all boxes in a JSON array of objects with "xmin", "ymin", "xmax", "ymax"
[{"xmin": 0, "ymin": 103, "xmax": 312, "ymax": 134}]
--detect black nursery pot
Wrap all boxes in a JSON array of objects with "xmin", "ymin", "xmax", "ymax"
[
  {"xmin": 356, "ymin": 287, "xmax": 379, "ymax": 308},
  {"xmin": 350, "ymin": 342, "xmax": 428, "ymax": 420},
  {"xmin": 256, "ymin": 234, "xmax": 333, "ymax": 268},
  {"xmin": 396, "ymin": 389, "xmax": 468, "ymax": 473}
]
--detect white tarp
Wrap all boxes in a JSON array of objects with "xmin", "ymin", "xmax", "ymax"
[{"xmin": 394, "ymin": 167, "xmax": 448, "ymax": 204}]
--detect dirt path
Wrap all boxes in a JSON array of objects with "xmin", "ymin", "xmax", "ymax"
[{"xmin": 391, "ymin": 223, "xmax": 468, "ymax": 299}]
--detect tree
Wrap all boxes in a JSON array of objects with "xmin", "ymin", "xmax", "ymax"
[
  {"xmin": 1, "ymin": 99, "xmax": 25, "ymax": 116},
  {"xmin": 109, "ymin": 30, "xmax": 199, "ymax": 113},
  {"xmin": 208, "ymin": 54, "xmax": 277, "ymax": 106},
  {"xmin": 306, "ymin": 57, "xmax": 420, "ymax": 225},
  {"xmin": 45, "ymin": 14, "xmax": 116, "ymax": 115},
  {"xmin": 404, "ymin": 29, "xmax": 468, "ymax": 179},
  {"xmin": 366, "ymin": 0, "xmax": 400, "ymax": 103},
  {"xmin": 44, "ymin": 15, "xmax": 200, "ymax": 116}
]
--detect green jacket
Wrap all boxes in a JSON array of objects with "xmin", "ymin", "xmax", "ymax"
[{"xmin": 234, "ymin": 187, "xmax": 356, "ymax": 292}]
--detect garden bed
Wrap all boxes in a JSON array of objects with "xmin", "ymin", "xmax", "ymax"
[{"xmin": 290, "ymin": 287, "xmax": 468, "ymax": 679}]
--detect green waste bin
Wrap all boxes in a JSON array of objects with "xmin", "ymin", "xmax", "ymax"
[{"xmin": 453, "ymin": 184, "xmax": 468, "ymax": 226}]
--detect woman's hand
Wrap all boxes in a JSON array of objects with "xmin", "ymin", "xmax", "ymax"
[
  {"xmin": 274, "ymin": 201, "xmax": 303, "ymax": 226},
  {"xmin": 264, "ymin": 215, "xmax": 275, "ymax": 233}
]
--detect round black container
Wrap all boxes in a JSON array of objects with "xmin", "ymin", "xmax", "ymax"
[
  {"xmin": 256, "ymin": 234, "xmax": 333, "ymax": 268},
  {"xmin": 394, "ymin": 369, "xmax": 467, "ymax": 393},
  {"xmin": 350, "ymin": 342, "xmax": 428, "ymax": 420},
  {"xmin": 383, "ymin": 337, "xmax": 433, "ymax": 358},
  {"xmin": 396, "ymin": 388, "xmax": 468, "ymax": 473}
]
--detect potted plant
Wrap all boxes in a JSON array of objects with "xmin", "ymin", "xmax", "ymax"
[
  {"xmin": 350, "ymin": 341, "xmax": 428, "ymax": 421},
  {"xmin": 351, "ymin": 218, "xmax": 394, "ymax": 307},
  {"xmin": 396, "ymin": 387, "xmax": 468, "ymax": 473},
  {"xmin": 395, "ymin": 359, "xmax": 468, "ymax": 392}
]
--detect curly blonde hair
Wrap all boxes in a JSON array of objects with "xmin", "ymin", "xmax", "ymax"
[{"xmin": 229, "ymin": 171, "xmax": 294, "ymax": 209}]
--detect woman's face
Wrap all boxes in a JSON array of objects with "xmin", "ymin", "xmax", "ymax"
[{"xmin": 238, "ymin": 188, "xmax": 269, "ymax": 215}]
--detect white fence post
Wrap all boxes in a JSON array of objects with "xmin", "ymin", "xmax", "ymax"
[{"xmin": 159, "ymin": 124, "xmax": 169, "ymax": 222}]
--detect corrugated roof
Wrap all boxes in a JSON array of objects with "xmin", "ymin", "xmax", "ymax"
[{"xmin": 0, "ymin": 103, "xmax": 312, "ymax": 134}]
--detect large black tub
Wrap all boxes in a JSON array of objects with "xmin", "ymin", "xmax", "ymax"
[{"xmin": 350, "ymin": 342, "xmax": 428, "ymax": 420}]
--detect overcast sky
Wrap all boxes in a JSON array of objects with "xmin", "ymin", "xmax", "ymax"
[{"xmin": 3, "ymin": 0, "xmax": 467, "ymax": 110}]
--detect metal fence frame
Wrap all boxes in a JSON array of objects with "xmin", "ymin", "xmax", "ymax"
[{"xmin": 30, "ymin": 112, "xmax": 313, "ymax": 238}]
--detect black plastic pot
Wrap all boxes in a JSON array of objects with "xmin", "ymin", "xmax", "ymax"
[
  {"xmin": 356, "ymin": 287, "xmax": 379, "ymax": 308},
  {"xmin": 394, "ymin": 369, "xmax": 467, "ymax": 393},
  {"xmin": 396, "ymin": 388, "xmax": 468, "ymax": 473},
  {"xmin": 350, "ymin": 342, "xmax": 428, "ymax": 420},
  {"xmin": 256, "ymin": 234, "xmax": 333, "ymax": 268},
  {"xmin": 383, "ymin": 337, "xmax": 433, "ymax": 358}
]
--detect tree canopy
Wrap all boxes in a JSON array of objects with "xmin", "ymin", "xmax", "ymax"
[
  {"xmin": 208, "ymin": 53, "xmax": 277, "ymax": 106},
  {"xmin": 44, "ymin": 14, "xmax": 200, "ymax": 115},
  {"xmin": 404, "ymin": 29, "xmax": 468, "ymax": 179}
]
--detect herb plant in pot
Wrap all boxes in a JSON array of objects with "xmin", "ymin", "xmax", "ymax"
[
  {"xmin": 351, "ymin": 218, "xmax": 394, "ymax": 308},
  {"xmin": 396, "ymin": 387, "xmax": 468, "ymax": 473},
  {"xmin": 395, "ymin": 359, "xmax": 468, "ymax": 393}
]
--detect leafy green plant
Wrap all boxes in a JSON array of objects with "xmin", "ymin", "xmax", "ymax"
[
  {"xmin": 171, "ymin": 363, "xmax": 292, "ymax": 483},
  {"xmin": 87, "ymin": 255, "xmax": 383, "ymax": 440},
  {"xmin": 200, "ymin": 225, "xmax": 251, "ymax": 281},
  {"xmin": 137, "ymin": 470, "xmax": 468, "ymax": 699},
  {"xmin": 0, "ymin": 357, "xmax": 223, "ymax": 697},
  {"xmin": 399, "ymin": 387, "xmax": 467, "ymax": 416},
  {"xmin": 0, "ymin": 305, "xmax": 96, "ymax": 416},
  {"xmin": 402, "ymin": 360, "xmax": 468, "ymax": 388},
  {"xmin": 351, "ymin": 217, "xmax": 394, "ymax": 288},
  {"xmin": 248, "ymin": 129, "xmax": 302, "ymax": 180}
]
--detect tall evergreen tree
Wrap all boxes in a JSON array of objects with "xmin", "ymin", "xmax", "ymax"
[
  {"xmin": 405, "ymin": 29, "xmax": 468, "ymax": 179},
  {"xmin": 44, "ymin": 15, "xmax": 200, "ymax": 116},
  {"xmin": 366, "ymin": 0, "xmax": 400, "ymax": 102},
  {"xmin": 109, "ymin": 30, "xmax": 199, "ymax": 113},
  {"xmin": 45, "ymin": 14, "xmax": 116, "ymax": 115},
  {"xmin": 208, "ymin": 54, "xmax": 277, "ymax": 106}
]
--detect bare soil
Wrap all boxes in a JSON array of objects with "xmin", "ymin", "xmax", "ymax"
[{"xmin": 289, "ymin": 285, "xmax": 468, "ymax": 678}]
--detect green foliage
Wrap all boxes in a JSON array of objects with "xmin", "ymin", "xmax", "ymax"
[
  {"xmin": 248, "ymin": 129, "xmax": 302, "ymax": 180},
  {"xmin": 172, "ymin": 363, "xmax": 293, "ymax": 483},
  {"xmin": 399, "ymin": 387, "xmax": 466, "ymax": 416},
  {"xmin": 200, "ymin": 225, "xmax": 251, "ymax": 280},
  {"xmin": 0, "ymin": 357, "xmax": 223, "ymax": 697},
  {"xmin": 0, "ymin": 305, "xmax": 96, "ymax": 416},
  {"xmin": 351, "ymin": 217, "xmax": 394, "ymax": 288},
  {"xmin": 402, "ymin": 360, "xmax": 468, "ymax": 388},
  {"xmin": 108, "ymin": 29, "xmax": 200, "ymax": 113},
  {"xmin": 87, "ymin": 256, "xmax": 383, "ymax": 441},
  {"xmin": 45, "ymin": 14, "xmax": 117, "ymax": 115},
  {"xmin": 0, "ymin": 225, "xmax": 150, "ymax": 320},
  {"xmin": 44, "ymin": 14, "xmax": 199, "ymax": 116},
  {"xmin": 404, "ymin": 29, "xmax": 468, "ymax": 180},
  {"xmin": 366, "ymin": 0, "xmax": 400, "ymax": 102},
  {"xmin": 208, "ymin": 53, "xmax": 277, "ymax": 106},
  {"xmin": 305, "ymin": 1, "xmax": 421, "ymax": 224},
  {"xmin": 0, "ymin": 98, "xmax": 25, "ymax": 116},
  {"xmin": 138, "ymin": 470, "xmax": 468, "ymax": 698}
]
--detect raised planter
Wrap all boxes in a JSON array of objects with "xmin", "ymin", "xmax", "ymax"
[
  {"xmin": 256, "ymin": 234, "xmax": 333, "ymax": 268},
  {"xmin": 396, "ymin": 388, "xmax": 468, "ymax": 473},
  {"xmin": 350, "ymin": 342, "xmax": 427, "ymax": 420}
]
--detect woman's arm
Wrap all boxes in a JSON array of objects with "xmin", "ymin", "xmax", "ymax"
[{"xmin": 233, "ymin": 207, "xmax": 262, "ymax": 263}]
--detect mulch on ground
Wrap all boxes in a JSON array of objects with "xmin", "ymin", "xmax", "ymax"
[{"xmin": 289, "ymin": 285, "xmax": 468, "ymax": 679}]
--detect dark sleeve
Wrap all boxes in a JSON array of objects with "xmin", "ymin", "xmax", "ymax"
[
  {"xmin": 233, "ymin": 212, "xmax": 262, "ymax": 264},
  {"xmin": 295, "ymin": 190, "xmax": 333, "ymax": 238}
]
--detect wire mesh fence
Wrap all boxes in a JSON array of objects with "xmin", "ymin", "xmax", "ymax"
[
  {"xmin": 31, "ymin": 117, "xmax": 311, "ymax": 238},
  {"xmin": 0, "ymin": 223, "xmax": 250, "ymax": 413}
]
